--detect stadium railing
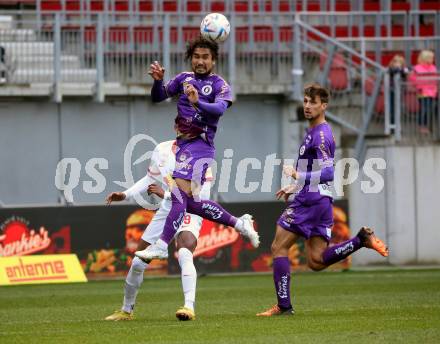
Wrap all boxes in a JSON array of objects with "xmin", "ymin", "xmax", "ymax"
[
  {"xmin": 393, "ymin": 76, "xmax": 440, "ymax": 142},
  {"xmin": 31, "ymin": 0, "xmax": 440, "ymax": 14},
  {"xmin": 0, "ymin": 10, "xmax": 438, "ymax": 145}
]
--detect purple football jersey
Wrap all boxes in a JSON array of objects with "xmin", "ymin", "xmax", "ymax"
[
  {"xmin": 165, "ymin": 72, "xmax": 232, "ymax": 146},
  {"xmin": 293, "ymin": 122, "xmax": 335, "ymax": 205}
]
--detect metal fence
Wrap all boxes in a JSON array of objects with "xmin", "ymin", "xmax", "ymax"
[
  {"xmin": 394, "ymin": 76, "xmax": 440, "ymax": 142},
  {"xmin": 0, "ymin": 9, "xmax": 439, "ymax": 145}
]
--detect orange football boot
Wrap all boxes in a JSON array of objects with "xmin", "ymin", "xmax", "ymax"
[
  {"xmin": 358, "ymin": 227, "xmax": 389, "ymax": 257},
  {"xmin": 256, "ymin": 304, "xmax": 294, "ymax": 317}
]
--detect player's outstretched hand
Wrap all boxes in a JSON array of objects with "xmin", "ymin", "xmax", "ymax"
[
  {"xmin": 283, "ymin": 165, "xmax": 298, "ymax": 179},
  {"xmin": 184, "ymin": 83, "xmax": 199, "ymax": 104},
  {"xmin": 106, "ymin": 192, "xmax": 126, "ymax": 205},
  {"xmin": 147, "ymin": 184, "xmax": 165, "ymax": 199},
  {"xmin": 276, "ymin": 184, "xmax": 299, "ymax": 202},
  {"xmin": 148, "ymin": 61, "xmax": 165, "ymax": 81}
]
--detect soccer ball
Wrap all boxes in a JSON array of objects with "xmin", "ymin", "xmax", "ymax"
[{"xmin": 200, "ymin": 13, "xmax": 230, "ymax": 43}]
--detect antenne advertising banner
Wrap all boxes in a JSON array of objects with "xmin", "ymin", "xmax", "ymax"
[{"xmin": 0, "ymin": 201, "xmax": 351, "ymax": 278}]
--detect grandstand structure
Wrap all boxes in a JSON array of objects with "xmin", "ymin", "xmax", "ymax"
[
  {"xmin": 0, "ymin": 1, "xmax": 439, "ymax": 143},
  {"xmin": 0, "ymin": 1, "xmax": 439, "ymax": 264}
]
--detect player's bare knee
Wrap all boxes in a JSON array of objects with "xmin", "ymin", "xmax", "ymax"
[
  {"xmin": 270, "ymin": 241, "xmax": 280, "ymax": 255},
  {"xmin": 176, "ymin": 232, "xmax": 197, "ymax": 252},
  {"xmin": 307, "ymin": 259, "xmax": 325, "ymax": 271},
  {"xmin": 136, "ymin": 240, "xmax": 150, "ymax": 252}
]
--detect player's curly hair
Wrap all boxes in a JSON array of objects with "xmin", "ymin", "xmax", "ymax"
[
  {"xmin": 304, "ymin": 83, "xmax": 330, "ymax": 104},
  {"xmin": 185, "ymin": 36, "xmax": 219, "ymax": 61}
]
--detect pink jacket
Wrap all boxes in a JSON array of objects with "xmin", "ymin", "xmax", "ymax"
[{"xmin": 409, "ymin": 63, "xmax": 438, "ymax": 98}]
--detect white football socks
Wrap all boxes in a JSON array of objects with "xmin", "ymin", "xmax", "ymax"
[
  {"xmin": 156, "ymin": 239, "xmax": 168, "ymax": 250},
  {"xmin": 122, "ymin": 257, "xmax": 148, "ymax": 313},
  {"xmin": 178, "ymin": 247, "xmax": 197, "ymax": 311}
]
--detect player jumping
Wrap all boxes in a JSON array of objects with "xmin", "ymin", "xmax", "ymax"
[
  {"xmin": 257, "ymin": 84, "xmax": 389, "ymax": 316},
  {"xmin": 135, "ymin": 37, "xmax": 260, "ymax": 262}
]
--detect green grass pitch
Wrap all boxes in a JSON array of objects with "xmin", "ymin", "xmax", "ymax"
[{"xmin": 1, "ymin": 269, "xmax": 439, "ymax": 343}]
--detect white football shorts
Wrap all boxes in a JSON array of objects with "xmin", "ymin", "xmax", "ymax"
[{"xmin": 141, "ymin": 199, "xmax": 202, "ymax": 244}]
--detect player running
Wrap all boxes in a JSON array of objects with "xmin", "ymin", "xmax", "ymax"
[
  {"xmin": 257, "ymin": 84, "xmax": 389, "ymax": 316},
  {"xmin": 105, "ymin": 140, "xmax": 213, "ymax": 321},
  {"xmin": 135, "ymin": 37, "xmax": 259, "ymax": 262}
]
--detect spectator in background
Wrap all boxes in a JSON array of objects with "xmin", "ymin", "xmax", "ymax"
[
  {"xmin": 409, "ymin": 50, "xmax": 438, "ymax": 134},
  {"xmin": 388, "ymin": 54, "xmax": 410, "ymax": 127},
  {"xmin": 0, "ymin": 46, "xmax": 7, "ymax": 83}
]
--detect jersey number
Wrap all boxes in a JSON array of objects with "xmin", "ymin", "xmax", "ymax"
[{"xmin": 183, "ymin": 215, "xmax": 191, "ymax": 225}]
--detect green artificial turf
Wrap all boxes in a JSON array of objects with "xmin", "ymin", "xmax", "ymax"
[{"xmin": 1, "ymin": 269, "xmax": 439, "ymax": 343}]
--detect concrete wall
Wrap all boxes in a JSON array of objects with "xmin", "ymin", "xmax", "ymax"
[
  {"xmin": 349, "ymin": 145, "xmax": 440, "ymax": 265},
  {"xmin": 0, "ymin": 96, "xmax": 283, "ymax": 205}
]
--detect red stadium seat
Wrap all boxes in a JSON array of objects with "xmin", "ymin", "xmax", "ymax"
[
  {"xmin": 254, "ymin": 26, "xmax": 273, "ymax": 42},
  {"xmin": 134, "ymin": 26, "xmax": 154, "ymax": 43},
  {"xmin": 41, "ymin": 1, "xmax": 62, "ymax": 11},
  {"xmin": 329, "ymin": 68, "xmax": 349, "ymax": 91},
  {"xmin": 65, "ymin": 0, "xmax": 80, "ymax": 11},
  {"xmin": 182, "ymin": 27, "xmax": 200, "ymax": 41},
  {"xmin": 90, "ymin": 1, "xmax": 104, "ymax": 11},
  {"xmin": 420, "ymin": 1, "xmax": 440, "ymax": 10},
  {"xmin": 163, "ymin": 1, "xmax": 177, "ymax": 12},
  {"xmin": 187, "ymin": 1, "xmax": 201, "ymax": 12},
  {"xmin": 139, "ymin": 1, "xmax": 153, "ymax": 11},
  {"xmin": 374, "ymin": 92, "xmax": 385, "ymax": 114},
  {"xmin": 211, "ymin": 1, "xmax": 225, "ymax": 12},
  {"xmin": 279, "ymin": 26, "xmax": 293, "ymax": 42},
  {"xmin": 114, "ymin": 1, "xmax": 129, "ymax": 11},
  {"xmin": 391, "ymin": 2, "xmax": 411, "ymax": 11},
  {"xmin": 364, "ymin": 1, "xmax": 380, "ymax": 11},
  {"xmin": 404, "ymin": 85, "xmax": 420, "ymax": 113}
]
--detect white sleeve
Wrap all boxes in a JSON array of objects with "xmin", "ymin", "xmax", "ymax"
[
  {"xmin": 123, "ymin": 146, "xmax": 162, "ymax": 199},
  {"xmin": 123, "ymin": 174, "xmax": 154, "ymax": 199}
]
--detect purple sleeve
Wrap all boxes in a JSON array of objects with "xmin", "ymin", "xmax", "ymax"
[
  {"xmin": 298, "ymin": 135, "xmax": 335, "ymax": 183},
  {"xmin": 151, "ymin": 80, "xmax": 168, "ymax": 102},
  {"xmin": 195, "ymin": 100, "xmax": 228, "ymax": 116},
  {"xmin": 215, "ymin": 78, "xmax": 233, "ymax": 107},
  {"xmin": 151, "ymin": 74, "xmax": 183, "ymax": 102},
  {"xmin": 299, "ymin": 166, "xmax": 334, "ymax": 184}
]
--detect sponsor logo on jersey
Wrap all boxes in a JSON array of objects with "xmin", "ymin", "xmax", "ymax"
[
  {"xmin": 173, "ymin": 212, "xmax": 185, "ymax": 231},
  {"xmin": 201, "ymin": 85, "xmax": 213, "ymax": 95}
]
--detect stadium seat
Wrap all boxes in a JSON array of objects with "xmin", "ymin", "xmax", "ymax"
[
  {"xmin": 139, "ymin": 1, "xmax": 153, "ymax": 11},
  {"xmin": 90, "ymin": 1, "xmax": 104, "ymax": 11},
  {"xmin": 329, "ymin": 68, "xmax": 349, "ymax": 91},
  {"xmin": 114, "ymin": 1, "xmax": 129, "ymax": 11},
  {"xmin": 134, "ymin": 26, "xmax": 154, "ymax": 43},
  {"xmin": 163, "ymin": 1, "xmax": 177, "ymax": 11},
  {"xmin": 187, "ymin": 1, "xmax": 201, "ymax": 12},
  {"xmin": 210, "ymin": 1, "xmax": 225, "ymax": 12},
  {"xmin": 41, "ymin": 1, "xmax": 62, "ymax": 11},
  {"xmin": 404, "ymin": 85, "xmax": 420, "ymax": 113},
  {"xmin": 319, "ymin": 53, "xmax": 350, "ymax": 91},
  {"xmin": 420, "ymin": 1, "xmax": 440, "ymax": 10},
  {"xmin": 65, "ymin": 0, "xmax": 80, "ymax": 11}
]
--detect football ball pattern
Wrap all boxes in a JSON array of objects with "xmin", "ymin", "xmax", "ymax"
[{"xmin": 200, "ymin": 13, "xmax": 230, "ymax": 43}]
